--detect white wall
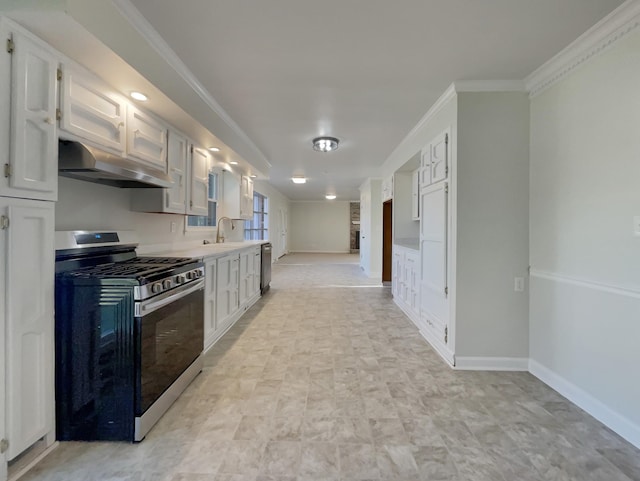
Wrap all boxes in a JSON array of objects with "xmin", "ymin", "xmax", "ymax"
[
  {"xmin": 56, "ymin": 177, "xmax": 291, "ymax": 257},
  {"xmin": 56, "ymin": 177, "xmax": 205, "ymax": 252},
  {"xmin": 529, "ymin": 28, "xmax": 640, "ymax": 446},
  {"xmin": 455, "ymin": 92, "xmax": 530, "ymax": 359},
  {"xmin": 289, "ymin": 201, "xmax": 350, "ymax": 253},
  {"xmin": 253, "ymin": 179, "xmax": 290, "ymax": 259}
]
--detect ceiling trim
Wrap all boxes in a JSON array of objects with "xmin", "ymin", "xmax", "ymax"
[
  {"xmin": 111, "ymin": 0, "xmax": 272, "ymax": 169},
  {"xmin": 453, "ymin": 80, "xmax": 526, "ymax": 92},
  {"xmin": 526, "ymin": 0, "xmax": 640, "ymax": 97}
]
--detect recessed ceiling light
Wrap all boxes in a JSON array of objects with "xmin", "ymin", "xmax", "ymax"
[
  {"xmin": 292, "ymin": 177, "xmax": 307, "ymax": 184},
  {"xmin": 313, "ymin": 136, "xmax": 339, "ymax": 152},
  {"xmin": 229, "ymin": 161, "xmax": 238, "ymax": 165},
  {"xmin": 208, "ymin": 147, "xmax": 220, "ymax": 152},
  {"xmin": 325, "ymin": 194, "xmax": 337, "ymax": 200},
  {"xmin": 130, "ymin": 91, "xmax": 148, "ymax": 101}
]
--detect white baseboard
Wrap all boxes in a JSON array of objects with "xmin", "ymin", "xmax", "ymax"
[
  {"xmin": 454, "ymin": 356, "xmax": 529, "ymax": 371},
  {"xmin": 529, "ymin": 359, "xmax": 640, "ymax": 449}
]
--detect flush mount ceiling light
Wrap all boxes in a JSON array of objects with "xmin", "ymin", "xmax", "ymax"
[
  {"xmin": 250, "ymin": 174, "xmax": 257, "ymax": 178},
  {"xmin": 130, "ymin": 91, "xmax": 148, "ymax": 101},
  {"xmin": 325, "ymin": 194, "xmax": 337, "ymax": 200},
  {"xmin": 208, "ymin": 147, "xmax": 220, "ymax": 152},
  {"xmin": 312, "ymin": 136, "xmax": 339, "ymax": 152},
  {"xmin": 292, "ymin": 176, "xmax": 307, "ymax": 184},
  {"xmin": 229, "ymin": 161, "xmax": 238, "ymax": 165}
]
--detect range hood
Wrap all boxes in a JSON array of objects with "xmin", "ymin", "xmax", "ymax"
[{"xmin": 58, "ymin": 140, "xmax": 173, "ymax": 188}]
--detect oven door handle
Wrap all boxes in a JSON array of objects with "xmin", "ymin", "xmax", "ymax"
[{"xmin": 137, "ymin": 280, "xmax": 205, "ymax": 317}]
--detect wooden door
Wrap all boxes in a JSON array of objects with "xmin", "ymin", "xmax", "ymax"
[{"xmin": 382, "ymin": 200, "xmax": 393, "ymax": 282}]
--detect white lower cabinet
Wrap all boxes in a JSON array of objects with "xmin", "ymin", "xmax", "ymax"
[
  {"xmin": 392, "ymin": 245, "xmax": 420, "ymax": 320},
  {"xmin": 204, "ymin": 245, "xmax": 264, "ymax": 352},
  {"xmin": 239, "ymin": 247, "xmax": 261, "ymax": 306},
  {"xmin": 215, "ymin": 252, "xmax": 240, "ymax": 335},
  {"xmin": 203, "ymin": 257, "xmax": 217, "ymax": 350},
  {"xmin": 0, "ymin": 197, "xmax": 54, "ymax": 462}
]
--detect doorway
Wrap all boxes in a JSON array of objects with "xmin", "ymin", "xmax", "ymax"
[{"xmin": 382, "ymin": 200, "xmax": 393, "ymax": 283}]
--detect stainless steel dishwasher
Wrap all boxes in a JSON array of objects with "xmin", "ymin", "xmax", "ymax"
[{"xmin": 261, "ymin": 243, "xmax": 272, "ymax": 294}]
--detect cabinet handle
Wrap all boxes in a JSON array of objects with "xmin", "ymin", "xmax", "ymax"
[
  {"xmin": 118, "ymin": 121, "xmax": 125, "ymax": 128},
  {"xmin": 44, "ymin": 117, "xmax": 54, "ymax": 125},
  {"xmin": 165, "ymin": 191, "xmax": 170, "ymax": 208},
  {"xmin": 0, "ymin": 216, "xmax": 9, "ymax": 230}
]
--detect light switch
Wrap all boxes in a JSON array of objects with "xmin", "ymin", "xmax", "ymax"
[
  {"xmin": 514, "ymin": 277, "xmax": 525, "ymax": 292},
  {"xmin": 634, "ymin": 216, "xmax": 640, "ymax": 237},
  {"xmin": 170, "ymin": 221, "xmax": 177, "ymax": 233}
]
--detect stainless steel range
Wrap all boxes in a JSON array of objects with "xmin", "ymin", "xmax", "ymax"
[{"xmin": 54, "ymin": 231, "xmax": 204, "ymax": 441}]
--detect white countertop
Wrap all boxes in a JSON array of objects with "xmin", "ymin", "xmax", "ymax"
[{"xmin": 147, "ymin": 240, "xmax": 269, "ymax": 260}]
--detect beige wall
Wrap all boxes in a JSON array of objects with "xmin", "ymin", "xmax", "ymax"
[
  {"xmin": 289, "ymin": 201, "xmax": 350, "ymax": 253},
  {"xmin": 529, "ymin": 28, "xmax": 640, "ymax": 443}
]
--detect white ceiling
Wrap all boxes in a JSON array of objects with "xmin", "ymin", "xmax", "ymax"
[{"xmin": 128, "ymin": 0, "xmax": 624, "ymax": 201}]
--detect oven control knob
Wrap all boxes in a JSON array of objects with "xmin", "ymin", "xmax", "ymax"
[
  {"xmin": 185, "ymin": 271, "xmax": 194, "ymax": 280},
  {"xmin": 195, "ymin": 270, "xmax": 202, "ymax": 278},
  {"xmin": 163, "ymin": 279, "xmax": 172, "ymax": 289},
  {"xmin": 175, "ymin": 275, "xmax": 185, "ymax": 284},
  {"xmin": 151, "ymin": 282, "xmax": 162, "ymax": 294}
]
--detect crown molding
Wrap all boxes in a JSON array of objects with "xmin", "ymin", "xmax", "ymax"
[
  {"xmin": 526, "ymin": 0, "xmax": 640, "ymax": 97},
  {"xmin": 110, "ymin": 0, "xmax": 272, "ymax": 168},
  {"xmin": 453, "ymin": 80, "xmax": 526, "ymax": 92}
]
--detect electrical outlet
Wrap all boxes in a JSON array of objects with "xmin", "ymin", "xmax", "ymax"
[
  {"xmin": 634, "ymin": 216, "xmax": 640, "ymax": 237},
  {"xmin": 514, "ymin": 277, "xmax": 525, "ymax": 292},
  {"xmin": 170, "ymin": 221, "xmax": 177, "ymax": 233}
]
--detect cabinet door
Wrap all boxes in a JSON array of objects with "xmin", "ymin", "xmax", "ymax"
[
  {"xmin": 1, "ymin": 198, "xmax": 54, "ymax": 460},
  {"xmin": 420, "ymin": 181, "xmax": 448, "ymax": 324},
  {"xmin": 238, "ymin": 249, "xmax": 252, "ymax": 305},
  {"xmin": 188, "ymin": 147, "xmax": 209, "ymax": 216},
  {"xmin": 216, "ymin": 254, "xmax": 239, "ymax": 327},
  {"xmin": 126, "ymin": 105, "xmax": 167, "ymax": 172},
  {"xmin": 253, "ymin": 250, "xmax": 261, "ymax": 296},
  {"xmin": 420, "ymin": 149, "xmax": 431, "ymax": 187},
  {"xmin": 59, "ymin": 63, "xmax": 126, "ymax": 153},
  {"xmin": 6, "ymin": 32, "xmax": 58, "ymax": 201},
  {"xmin": 165, "ymin": 130, "xmax": 188, "ymax": 213},
  {"xmin": 430, "ymin": 130, "xmax": 449, "ymax": 184},
  {"xmin": 203, "ymin": 258, "xmax": 217, "ymax": 349},
  {"xmin": 239, "ymin": 176, "xmax": 253, "ymax": 219}
]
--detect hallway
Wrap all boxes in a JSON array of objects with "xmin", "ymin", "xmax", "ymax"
[{"xmin": 21, "ymin": 255, "xmax": 640, "ymax": 481}]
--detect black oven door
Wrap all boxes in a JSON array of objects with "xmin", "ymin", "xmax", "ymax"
[{"xmin": 135, "ymin": 280, "xmax": 204, "ymax": 415}]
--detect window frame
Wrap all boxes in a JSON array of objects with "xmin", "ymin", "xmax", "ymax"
[{"xmin": 244, "ymin": 191, "xmax": 268, "ymax": 240}]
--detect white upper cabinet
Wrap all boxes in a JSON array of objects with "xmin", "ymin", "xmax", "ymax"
[
  {"xmin": 240, "ymin": 175, "xmax": 253, "ymax": 219},
  {"xmin": 381, "ymin": 176, "xmax": 393, "ymax": 201},
  {"xmin": 0, "ymin": 27, "xmax": 58, "ymax": 201},
  {"xmin": 126, "ymin": 105, "xmax": 167, "ymax": 172},
  {"xmin": 430, "ymin": 129, "xmax": 449, "ymax": 184},
  {"xmin": 164, "ymin": 130, "xmax": 188, "ymax": 213},
  {"xmin": 222, "ymin": 172, "xmax": 253, "ymax": 220},
  {"xmin": 420, "ymin": 149, "xmax": 431, "ymax": 187},
  {"xmin": 188, "ymin": 146, "xmax": 210, "ymax": 216},
  {"xmin": 59, "ymin": 62, "xmax": 126, "ymax": 154}
]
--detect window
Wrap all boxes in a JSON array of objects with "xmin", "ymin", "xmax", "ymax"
[
  {"xmin": 244, "ymin": 192, "xmax": 268, "ymax": 240},
  {"xmin": 186, "ymin": 171, "xmax": 218, "ymax": 228}
]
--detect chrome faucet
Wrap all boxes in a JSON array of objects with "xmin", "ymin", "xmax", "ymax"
[{"xmin": 216, "ymin": 217, "xmax": 234, "ymax": 243}]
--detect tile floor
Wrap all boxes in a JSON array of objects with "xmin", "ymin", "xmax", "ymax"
[{"xmin": 21, "ymin": 255, "xmax": 640, "ymax": 481}]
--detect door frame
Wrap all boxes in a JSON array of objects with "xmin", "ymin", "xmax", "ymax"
[{"xmin": 382, "ymin": 199, "xmax": 393, "ymax": 283}]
